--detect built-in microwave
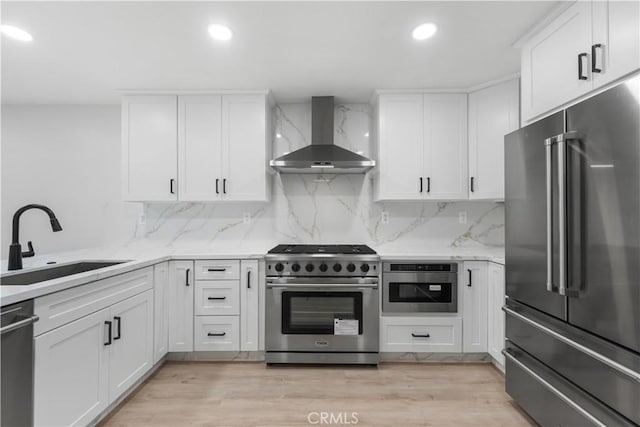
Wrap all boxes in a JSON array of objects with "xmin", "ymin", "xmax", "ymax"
[{"xmin": 382, "ymin": 262, "xmax": 458, "ymax": 313}]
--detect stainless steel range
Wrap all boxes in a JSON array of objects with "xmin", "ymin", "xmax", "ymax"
[{"xmin": 265, "ymin": 244, "xmax": 380, "ymax": 365}]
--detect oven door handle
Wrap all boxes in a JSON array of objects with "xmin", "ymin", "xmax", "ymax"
[{"xmin": 266, "ymin": 283, "xmax": 378, "ymax": 289}]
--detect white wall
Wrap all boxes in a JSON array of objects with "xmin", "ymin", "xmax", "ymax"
[
  {"xmin": 1, "ymin": 103, "xmax": 504, "ymax": 260},
  {"xmin": 1, "ymin": 105, "xmax": 141, "ymax": 259}
]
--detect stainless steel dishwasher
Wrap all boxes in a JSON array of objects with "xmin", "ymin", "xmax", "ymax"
[{"xmin": 1, "ymin": 299, "xmax": 38, "ymax": 427}]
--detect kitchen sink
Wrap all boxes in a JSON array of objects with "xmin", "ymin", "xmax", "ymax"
[{"xmin": 1, "ymin": 261, "xmax": 128, "ymax": 286}]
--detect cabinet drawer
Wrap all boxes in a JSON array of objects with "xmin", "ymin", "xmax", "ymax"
[
  {"xmin": 35, "ymin": 267, "xmax": 153, "ymax": 336},
  {"xmin": 194, "ymin": 260, "xmax": 240, "ymax": 280},
  {"xmin": 380, "ymin": 316, "xmax": 462, "ymax": 352},
  {"xmin": 194, "ymin": 316, "xmax": 239, "ymax": 351},
  {"xmin": 194, "ymin": 281, "xmax": 239, "ymax": 316}
]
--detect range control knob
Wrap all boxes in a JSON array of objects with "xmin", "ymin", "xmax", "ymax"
[
  {"xmin": 319, "ymin": 263, "xmax": 328, "ymax": 272},
  {"xmin": 360, "ymin": 264, "xmax": 370, "ymax": 273},
  {"xmin": 305, "ymin": 263, "xmax": 315, "ymax": 272},
  {"xmin": 347, "ymin": 263, "xmax": 356, "ymax": 273},
  {"xmin": 291, "ymin": 263, "xmax": 301, "ymax": 272},
  {"xmin": 333, "ymin": 263, "xmax": 342, "ymax": 273},
  {"xmin": 275, "ymin": 263, "xmax": 284, "ymax": 272}
]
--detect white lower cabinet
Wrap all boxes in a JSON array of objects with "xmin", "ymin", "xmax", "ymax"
[
  {"xmin": 108, "ymin": 291, "xmax": 154, "ymax": 399},
  {"xmin": 240, "ymin": 260, "xmax": 259, "ymax": 351},
  {"xmin": 153, "ymin": 262, "xmax": 169, "ymax": 364},
  {"xmin": 487, "ymin": 263, "xmax": 506, "ymax": 366},
  {"xmin": 462, "ymin": 261, "xmax": 488, "ymax": 353},
  {"xmin": 34, "ymin": 289, "xmax": 154, "ymax": 426},
  {"xmin": 168, "ymin": 261, "xmax": 194, "ymax": 352},
  {"xmin": 194, "ymin": 316, "xmax": 240, "ymax": 351},
  {"xmin": 34, "ymin": 309, "xmax": 110, "ymax": 426},
  {"xmin": 380, "ymin": 316, "xmax": 462, "ymax": 352}
]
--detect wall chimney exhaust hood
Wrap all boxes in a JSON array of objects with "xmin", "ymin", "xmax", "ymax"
[{"xmin": 270, "ymin": 97, "xmax": 375, "ymax": 174}]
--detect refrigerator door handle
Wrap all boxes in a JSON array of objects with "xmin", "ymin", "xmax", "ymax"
[
  {"xmin": 502, "ymin": 348, "xmax": 607, "ymax": 427},
  {"xmin": 544, "ymin": 137, "xmax": 555, "ymax": 293}
]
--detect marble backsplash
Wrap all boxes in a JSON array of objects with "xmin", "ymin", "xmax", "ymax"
[{"xmin": 129, "ymin": 103, "xmax": 504, "ymax": 255}]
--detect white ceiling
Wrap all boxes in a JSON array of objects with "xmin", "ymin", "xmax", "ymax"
[{"xmin": 1, "ymin": 1, "xmax": 558, "ymax": 105}]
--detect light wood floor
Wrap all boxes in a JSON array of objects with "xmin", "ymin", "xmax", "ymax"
[{"xmin": 100, "ymin": 362, "xmax": 535, "ymax": 427}]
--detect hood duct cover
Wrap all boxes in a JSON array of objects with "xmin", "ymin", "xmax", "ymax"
[{"xmin": 270, "ymin": 96, "xmax": 375, "ymax": 174}]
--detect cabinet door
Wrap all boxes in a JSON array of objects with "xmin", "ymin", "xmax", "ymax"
[
  {"xmin": 168, "ymin": 261, "xmax": 194, "ymax": 352},
  {"xmin": 177, "ymin": 95, "xmax": 223, "ymax": 201},
  {"xmin": 34, "ymin": 309, "xmax": 110, "ymax": 426},
  {"xmin": 462, "ymin": 261, "xmax": 488, "ymax": 352},
  {"xmin": 423, "ymin": 94, "xmax": 468, "ymax": 200},
  {"xmin": 376, "ymin": 94, "xmax": 424, "ymax": 200},
  {"xmin": 153, "ymin": 262, "xmax": 169, "ymax": 364},
  {"xmin": 487, "ymin": 263, "xmax": 505, "ymax": 365},
  {"xmin": 468, "ymin": 79, "xmax": 519, "ymax": 200},
  {"xmin": 108, "ymin": 290, "xmax": 154, "ymax": 400},
  {"xmin": 240, "ymin": 260, "xmax": 259, "ymax": 351},
  {"xmin": 122, "ymin": 95, "xmax": 178, "ymax": 201},
  {"xmin": 221, "ymin": 94, "xmax": 269, "ymax": 202},
  {"xmin": 592, "ymin": 0, "xmax": 640, "ymax": 87},
  {"xmin": 521, "ymin": 1, "xmax": 593, "ymax": 121}
]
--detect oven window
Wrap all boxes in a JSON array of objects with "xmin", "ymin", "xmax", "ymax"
[
  {"xmin": 282, "ymin": 291, "xmax": 363, "ymax": 335},
  {"xmin": 388, "ymin": 283, "xmax": 452, "ymax": 303}
]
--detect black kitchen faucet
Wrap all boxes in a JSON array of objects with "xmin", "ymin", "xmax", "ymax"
[{"xmin": 8, "ymin": 204, "xmax": 63, "ymax": 270}]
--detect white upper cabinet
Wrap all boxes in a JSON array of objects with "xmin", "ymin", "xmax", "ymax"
[
  {"xmin": 592, "ymin": 1, "xmax": 640, "ymax": 87},
  {"xmin": 521, "ymin": 1, "xmax": 593, "ymax": 122},
  {"xmin": 468, "ymin": 78, "xmax": 520, "ymax": 200},
  {"xmin": 221, "ymin": 94, "xmax": 270, "ymax": 202},
  {"xmin": 374, "ymin": 93, "xmax": 468, "ymax": 201},
  {"xmin": 423, "ymin": 94, "xmax": 468, "ymax": 200},
  {"xmin": 178, "ymin": 95, "xmax": 223, "ymax": 201},
  {"xmin": 123, "ymin": 92, "xmax": 272, "ymax": 202},
  {"xmin": 376, "ymin": 94, "xmax": 424, "ymax": 200},
  {"xmin": 122, "ymin": 96, "xmax": 178, "ymax": 201},
  {"xmin": 521, "ymin": 0, "xmax": 639, "ymax": 122}
]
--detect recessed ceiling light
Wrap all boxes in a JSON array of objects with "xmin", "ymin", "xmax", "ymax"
[
  {"xmin": 1, "ymin": 25, "xmax": 33, "ymax": 42},
  {"xmin": 412, "ymin": 23, "xmax": 437, "ymax": 41},
  {"xmin": 208, "ymin": 24, "xmax": 233, "ymax": 41}
]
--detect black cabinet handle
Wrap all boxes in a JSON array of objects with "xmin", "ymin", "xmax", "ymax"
[
  {"xmin": 170, "ymin": 179, "xmax": 175, "ymax": 194},
  {"xmin": 208, "ymin": 268, "xmax": 226, "ymax": 272},
  {"xmin": 411, "ymin": 333, "xmax": 430, "ymax": 338},
  {"xmin": 113, "ymin": 316, "xmax": 121, "ymax": 340},
  {"xmin": 578, "ymin": 53, "xmax": 588, "ymax": 80},
  {"xmin": 185, "ymin": 268, "xmax": 190, "ymax": 287},
  {"xmin": 591, "ymin": 44, "xmax": 602, "ymax": 73},
  {"xmin": 215, "ymin": 179, "xmax": 219, "ymax": 194},
  {"xmin": 223, "ymin": 179, "xmax": 227, "ymax": 194},
  {"xmin": 207, "ymin": 296, "xmax": 227, "ymax": 300},
  {"xmin": 426, "ymin": 177, "xmax": 431, "ymax": 193},
  {"xmin": 467, "ymin": 269, "xmax": 472, "ymax": 287},
  {"xmin": 470, "ymin": 177, "xmax": 475, "ymax": 193},
  {"xmin": 419, "ymin": 177, "xmax": 423, "ymax": 193},
  {"xmin": 104, "ymin": 321, "xmax": 112, "ymax": 346},
  {"xmin": 207, "ymin": 332, "xmax": 226, "ymax": 337},
  {"xmin": 247, "ymin": 270, "xmax": 251, "ymax": 289}
]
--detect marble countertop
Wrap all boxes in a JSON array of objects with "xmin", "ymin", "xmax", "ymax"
[{"xmin": 1, "ymin": 246, "xmax": 504, "ymax": 306}]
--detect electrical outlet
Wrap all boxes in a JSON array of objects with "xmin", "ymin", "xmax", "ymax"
[
  {"xmin": 458, "ymin": 211, "xmax": 467, "ymax": 224},
  {"xmin": 243, "ymin": 212, "xmax": 251, "ymax": 224},
  {"xmin": 138, "ymin": 212, "xmax": 146, "ymax": 225},
  {"xmin": 381, "ymin": 211, "xmax": 389, "ymax": 224}
]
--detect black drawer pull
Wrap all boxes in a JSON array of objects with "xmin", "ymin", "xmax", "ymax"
[
  {"xmin": 426, "ymin": 177, "xmax": 431, "ymax": 193},
  {"xmin": 185, "ymin": 269, "xmax": 190, "ymax": 287},
  {"xmin": 207, "ymin": 332, "xmax": 226, "ymax": 337},
  {"xmin": 591, "ymin": 43, "xmax": 602, "ymax": 73},
  {"xmin": 470, "ymin": 176, "xmax": 475, "ymax": 193},
  {"xmin": 467, "ymin": 269, "xmax": 472, "ymax": 287},
  {"xmin": 578, "ymin": 53, "xmax": 588, "ymax": 80},
  {"xmin": 411, "ymin": 333, "xmax": 430, "ymax": 338},
  {"xmin": 170, "ymin": 179, "xmax": 175, "ymax": 194},
  {"xmin": 419, "ymin": 177, "xmax": 423, "ymax": 193},
  {"xmin": 104, "ymin": 321, "xmax": 112, "ymax": 346},
  {"xmin": 208, "ymin": 268, "xmax": 227, "ymax": 272},
  {"xmin": 207, "ymin": 296, "xmax": 227, "ymax": 300}
]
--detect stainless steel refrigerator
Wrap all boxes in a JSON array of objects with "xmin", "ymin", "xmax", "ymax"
[{"xmin": 504, "ymin": 74, "xmax": 640, "ymax": 426}]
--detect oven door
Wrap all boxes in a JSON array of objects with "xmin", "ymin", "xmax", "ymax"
[
  {"xmin": 265, "ymin": 278, "xmax": 379, "ymax": 353},
  {"xmin": 383, "ymin": 272, "xmax": 458, "ymax": 313}
]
